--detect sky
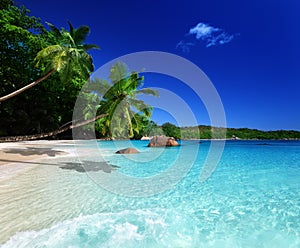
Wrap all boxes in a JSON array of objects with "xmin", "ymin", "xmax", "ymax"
[{"xmin": 17, "ymin": 0, "xmax": 300, "ymax": 131}]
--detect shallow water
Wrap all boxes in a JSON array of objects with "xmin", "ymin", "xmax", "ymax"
[{"xmin": 1, "ymin": 140, "xmax": 300, "ymax": 247}]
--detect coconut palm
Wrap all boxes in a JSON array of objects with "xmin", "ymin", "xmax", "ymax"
[
  {"xmin": 0, "ymin": 21, "xmax": 99, "ymax": 102},
  {"xmin": 93, "ymin": 62, "xmax": 159, "ymax": 138}
]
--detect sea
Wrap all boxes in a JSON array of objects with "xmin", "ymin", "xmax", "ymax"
[{"xmin": 0, "ymin": 140, "xmax": 299, "ymax": 247}]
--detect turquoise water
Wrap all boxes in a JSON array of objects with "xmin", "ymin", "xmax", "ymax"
[{"xmin": 1, "ymin": 140, "xmax": 300, "ymax": 247}]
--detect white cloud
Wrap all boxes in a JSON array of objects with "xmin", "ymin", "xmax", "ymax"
[
  {"xmin": 176, "ymin": 41, "xmax": 194, "ymax": 53},
  {"xmin": 206, "ymin": 33, "xmax": 234, "ymax": 47},
  {"xmin": 189, "ymin": 22, "xmax": 219, "ymax": 39},
  {"xmin": 177, "ymin": 22, "xmax": 236, "ymax": 51}
]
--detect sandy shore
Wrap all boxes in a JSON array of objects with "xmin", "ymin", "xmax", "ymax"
[
  {"xmin": 0, "ymin": 140, "xmax": 76, "ymax": 165},
  {"xmin": 0, "ymin": 139, "xmax": 119, "ymax": 244},
  {"xmin": 0, "ymin": 140, "xmax": 86, "ymax": 244},
  {"xmin": 0, "ymin": 140, "xmax": 77, "ymax": 181}
]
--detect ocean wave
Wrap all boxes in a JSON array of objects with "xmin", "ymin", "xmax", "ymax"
[{"xmin": 1, "ymin": 209, "xmax": 199, "ymax": 248}]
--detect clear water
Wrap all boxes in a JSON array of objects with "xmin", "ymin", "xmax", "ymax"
[{"xmin": 1, "ymin": 140, "xmax": 300, "ymax": 247}]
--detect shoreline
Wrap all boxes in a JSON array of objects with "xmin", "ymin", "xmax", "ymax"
[{"xmin": 0, "ymin": 138, "xmax": 298, "ymax": 170}]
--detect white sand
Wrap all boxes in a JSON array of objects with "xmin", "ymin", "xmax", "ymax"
[
  {"xmin": 0, "ymin": 140, "xmax": 87, "ymax": 244},
  {"xmin": 0, "ymin": 140, "xmax": 76, "ymax": 180}
]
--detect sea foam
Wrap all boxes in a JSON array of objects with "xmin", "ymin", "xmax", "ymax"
[{"xmin": 1, "ymin": 209, "xmax": 199, "ymax": 248}]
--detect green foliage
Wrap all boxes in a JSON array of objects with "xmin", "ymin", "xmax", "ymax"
[
  {"xmin": 0, "ymin": 2, "xmax": 46, "ymax": 97},
  {"xmin": 161, "ymin": 122, "xmax": 181, "ymax": 139},
  {"xmin": 145, "ymin": 121, "xmax": 164, "ymax": 137},
  {"xmin": 225, "ymin": 128, "xmax": 300, "ymax": 140},
  {"xmin": 0, "ymin": 2, "xmax": 99, "ymax": 137},
  {"xmin": 35, "ymin": 21, "xmax": 99, "ymax": 84},
  {"xmin": 179, "ymin": 125, "xmax": 300, "ymax": 140},
  {"xmin": 0, "ymin": 3, "xmax": 47, "ymax": 135},
  {"xmin": 0, "ymin": 0, "xmax": 13, "ymax": 10},
  {"xmin": 90, "ymin": 62, "xmax": 158, "ymax": 139}
]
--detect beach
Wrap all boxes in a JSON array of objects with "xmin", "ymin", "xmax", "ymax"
[
  {"xmin": 0, "ymin": 140, "xmax": 75, "ymax": 180},
  {"xmin": 1, "ymin": 140, "xmax": 300, "ymax": 247},
  {"xmin": 0, "ymin": 140, "xmax": 86, "ymax": 244},
  {"xmin": 0, "ymin": 140, "xmax": 74, "ymax": 164}
]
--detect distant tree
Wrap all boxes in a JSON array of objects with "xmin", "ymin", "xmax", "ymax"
[
  {"xmin": 161, "ymin": 122, "xmax": 181, "ymax": 139},
  {"xmin": 143, "ymin": 121, "xmax": 164, "ymax": 137},
  {"xmin": 180, "ymin": 126, "xmax": 300, "ymax": 140}
]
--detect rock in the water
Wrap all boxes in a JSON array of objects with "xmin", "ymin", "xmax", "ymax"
[
  {"xmin": 148, "ymin": 135, "xmax": 179, "ymax": 147},
  {"xmin": 115, "ymin": 148, "xmax": 139, "ymax": 154}
]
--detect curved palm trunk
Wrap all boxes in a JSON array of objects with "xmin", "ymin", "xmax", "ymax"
[
  {"xmin": 125, "ymin": 107, "xmax": 134, "ymax": 138},
  {"xmin": 0, "ymin": 114, "xmax": 107, "ymax": 142},
  {"xmin": 0, "ymin": 69, "xmax": 55, "ymax": 102}
]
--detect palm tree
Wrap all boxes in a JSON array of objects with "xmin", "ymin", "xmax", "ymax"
[
  {"xmin": 0, "ymin": 21, "xmax": 99, "ymax": 102},
  {"xmin": 93, "ymin": 62, "xmax": 159, "ymax": 139}
]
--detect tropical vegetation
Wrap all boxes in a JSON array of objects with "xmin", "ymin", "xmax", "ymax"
[
  {"xmin": 0, "ymin": 1, "xmax": 100, "ymax": 138},
  {"xmin": 77, "ymin": 62, "xmax": 159, "ymax": 139},
  {"xmin": 161, "ymin": 122, "xmax": 181, "ymax": 139},
  {"xmin": 0, "ymin": 1, "xmax": 159, "ymax": 141},
  {"xmin": 179, "ymin": 125, "xmax": 300, "ymax": 140}
]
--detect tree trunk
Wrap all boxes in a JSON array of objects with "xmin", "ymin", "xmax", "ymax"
[
  {"xmin": 0, "ymin": 69, "xmax": 55, "ymax": 102},
  {"xmin": 0, "ymin": 114, "xmax": 107, "ymax": 142}
]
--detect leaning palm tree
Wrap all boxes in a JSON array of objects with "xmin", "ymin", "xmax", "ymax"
[
  {"xmin": 0, "ymin": 21, "xmax": 99, "ymax": 102},
  {"xmin": 0, "ymin": 113, "xmax": 107, "ymax": 142},
  {"xmin": 93, "ymin": 62, "xmax": 159, "ymax": 139}
]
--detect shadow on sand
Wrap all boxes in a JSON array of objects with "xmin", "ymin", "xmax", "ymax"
[
  {"xmin": 2, "ymin": 147, "xmax": 65, "ymax": 157},
  {"xmin": 2, "ymin": 147, "xmax": 119, "ymax": 173},
  {"xmin": 59, "ymin": 161, "xmax": 120, "ymax": 173}
]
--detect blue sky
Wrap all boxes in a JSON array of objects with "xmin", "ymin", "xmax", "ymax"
[{"xmin": 18, "ymin": 0, "xmax": 300, "ymax": 131}]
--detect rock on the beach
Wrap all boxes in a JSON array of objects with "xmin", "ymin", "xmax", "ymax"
[
  {"xmin": 148, "ymin": 135, "xmax": 179, "ymax": 147},
  {"xmin": 115, "ymin": 148, "xmax": 139, "ymax": 154}
]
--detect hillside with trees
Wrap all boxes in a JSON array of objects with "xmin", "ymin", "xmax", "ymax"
[{"xmin": 178, "ymin": 125, "xmax": 300, "ymax": 140}]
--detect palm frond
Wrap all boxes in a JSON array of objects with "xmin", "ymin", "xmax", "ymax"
[
  {"xmin": 67, "ymin": 21, "xmax": 74, "ymax": 38},
  {"xmin": 127, "ymin": 98, "xmax": 153, "ymax": 118},
  {"xmin": 54, "ymin": 50, "xmax": 68, "ymax": 72},
  {"xmin": 80, "ymin": 52, "xmax": 94, "ymax": 72},
  {"xmin": 35, "ymin": 45, "xmax": 66, "ymax": 73},
  {"xmin": 135, "ymin": 88, "xmax": 159, "ymax": 97},
  {"xmin": 59, "ymin": 54, "xmax": 72, "ymax": 83},
  {"xmin": 35, "ymin": 45, "xmax": 62, "ymax": 61},
  {"xmin": 109, "ymin": 61, "xmax": 129, "ymax": 84},
  {"xmin": 46, "ymin": 22, "xmax": 61, "ymax": 37},
  {"xmin": 141, "ymin": 107, "xmax": 153, "ymax": 118},
  {"xmin": 63, "ymin": 32, "xmax": 76, "ymax": 47},
  {"xmin": 83, "ymin": 44, "xmax": 100, "ymax": 51},
  {"xmin": 128, "ymin": 98, "xmax": 149, "ymax": 110},
  {"xmin": 91, "ymin": 78, "xmax": 111, "ymax": 96},
  {"xmin": 73, "ymin": 25, "xmax": 90, "ymax": 44}
]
